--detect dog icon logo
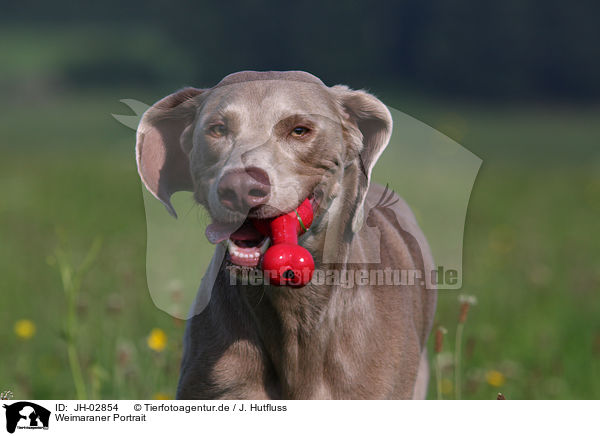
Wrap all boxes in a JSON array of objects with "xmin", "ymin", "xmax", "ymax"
[{"xmin": 2, "ymin": 402, "xmax": 50, "ymax": 433}]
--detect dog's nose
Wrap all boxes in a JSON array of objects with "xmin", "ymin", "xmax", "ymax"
[{"xmin": 217, "ymin": 167, "xmax": 271, "ymax": 211}]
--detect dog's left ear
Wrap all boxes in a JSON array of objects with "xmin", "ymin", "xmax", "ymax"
[{"xmin": 331, "ymin": 86, "xmax": 393, "ymax": 232}]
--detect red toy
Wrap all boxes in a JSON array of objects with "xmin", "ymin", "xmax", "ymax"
[{"xmin": 252, "ymin": 198, "xmax": 315, "ymax": 286}]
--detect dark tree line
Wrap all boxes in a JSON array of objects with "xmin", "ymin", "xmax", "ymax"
[{"xmin": 3, "ymin": 0, "xmax": 599, "ymax": 101}]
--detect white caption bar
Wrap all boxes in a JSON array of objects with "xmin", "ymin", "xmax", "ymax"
[{"xmin": 0, "ymin": 400, "xmax": 596, "ymax": 436}]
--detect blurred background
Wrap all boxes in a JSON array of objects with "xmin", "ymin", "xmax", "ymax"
[{"xmin": 1, "ymin": 0, "xmax": 599, "ymax": 400}]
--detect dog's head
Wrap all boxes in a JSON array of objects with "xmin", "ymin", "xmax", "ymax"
[{"xmin": 136, "ymin": 71, "xmax": 391, "ymax": 269}]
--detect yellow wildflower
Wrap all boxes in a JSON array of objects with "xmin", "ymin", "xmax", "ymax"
[
  {"xmin": 14, "ymin": 319, "xmax": 36, "ymax": 340},
  {"xmin": 153, "ymin": 393, "xmax": 171, "ymax": 400},
  {"xmin": 486, "ymin": 370, "xmax": 506, "ymax": 387},
  {"xmin": 441, "ymin": 378, "xmax": 453, "ymax": 395},
  {"xmin": 147, "ymin": 328, "xmax": 167, "ymax": 352}
]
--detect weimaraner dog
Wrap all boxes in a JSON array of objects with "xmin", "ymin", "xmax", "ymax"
[{"xmin": 135, "ymin": 71, "xmax": 437, "ymax": 399}]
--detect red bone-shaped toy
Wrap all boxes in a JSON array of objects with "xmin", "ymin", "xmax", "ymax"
[{"xmin": 252, "ymin": 198, "xmax": 314, "ymax": 286}]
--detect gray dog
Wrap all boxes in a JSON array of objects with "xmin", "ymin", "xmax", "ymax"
[{"xmin": 135, "ymin": 71, "xmax": 437, "ymax": 399}]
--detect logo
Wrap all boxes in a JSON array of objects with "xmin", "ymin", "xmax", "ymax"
[{"xmin": 2, "ymin": 402, "xmax": 50, "ymax": 434}]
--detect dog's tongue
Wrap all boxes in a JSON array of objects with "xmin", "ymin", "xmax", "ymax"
[
  {"xmin": 205, "ymin": 221, "xmax": 239, "ymax": 244},
  {"xmin": 205, "ymin": 220, "xmax": 263, "ymax": 244}
]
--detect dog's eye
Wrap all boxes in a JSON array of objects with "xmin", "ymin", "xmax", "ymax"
[
  {"xmin": 208, "ymin": 124, "xmax": 227, "ymax": 138},
  {"xmin": 290, "ymin": 126, "xmax": 311, "ymax": 138}
]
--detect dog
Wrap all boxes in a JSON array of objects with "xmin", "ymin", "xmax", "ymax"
[{"xmin": 135, "ymin": 71, "xmax": 437, "ymax": 399}]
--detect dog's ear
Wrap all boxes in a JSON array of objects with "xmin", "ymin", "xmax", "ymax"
[
  {"xmin": 331, "ymin": 86, "xmax": 393, "ymax": 232},
  {"xmin": 136, "ymin": 87, "xmax": 204, "ymax": 217}
]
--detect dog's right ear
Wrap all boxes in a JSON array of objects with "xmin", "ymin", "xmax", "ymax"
[
  {"xmin": 136, "ymin": 87, "xmax": 204, "ymax": 217},
  {"xmin": 330, "ymin": 85, "xmax": 393, "ymax": 233}
]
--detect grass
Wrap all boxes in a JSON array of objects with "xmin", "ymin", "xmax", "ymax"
[
  {"xmin": 51, "ymin": 234, "xmax": 102, "ymax": 399},
  {"xmin": 0, "ymin": 88, "xmax": 599, "ymax": 399}
]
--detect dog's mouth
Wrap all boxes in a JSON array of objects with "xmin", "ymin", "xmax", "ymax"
[
  {"xmin": 206, "ymin": 191, "xmax": 322, "ymax": 269},
  {"xmin": 226, "ymin": 221, "xmax": 271, "ymax": 268}
]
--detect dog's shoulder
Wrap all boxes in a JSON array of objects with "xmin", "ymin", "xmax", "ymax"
[
  {"xmin": 361, "ymin": 182, "xmax": 435, "ymax": 281},
  {"xmin": 360, "ymin": 183, "xmax": 437, "ymax": 346}
]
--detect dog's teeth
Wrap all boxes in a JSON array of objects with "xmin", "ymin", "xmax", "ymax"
[
  {"xmin": 227, "ymin": 237, "xmax": 268, "ymax": 265},
  {"xmin": 227, "ymin": 239, "xmax": 236, "ymax": 253}
]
